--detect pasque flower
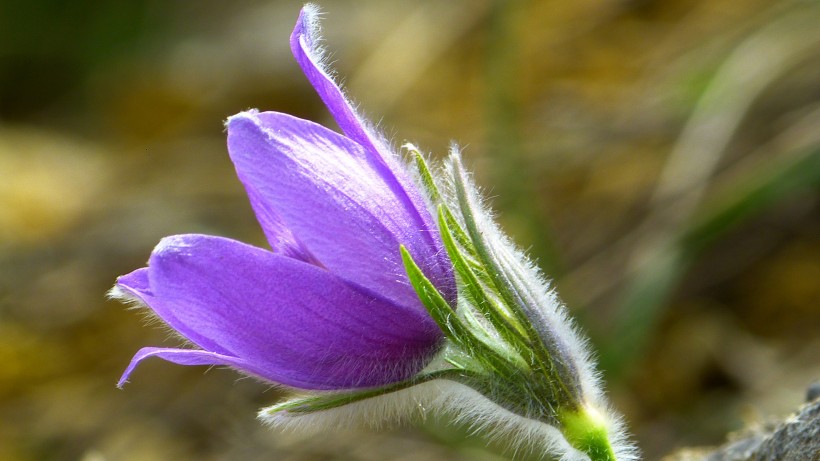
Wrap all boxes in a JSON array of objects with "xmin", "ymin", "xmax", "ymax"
[
  {"xmin": 114, "ymin": 5, "xmax": 455, "ymax": 390},
  {"xmin": 116, "ymin": 5, "xmax": 637, "ymax": 461}
]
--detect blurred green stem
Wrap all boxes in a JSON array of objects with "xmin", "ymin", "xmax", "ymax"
[
  {"xmin": 604, "ymin": 144, "xmax": 820, "ymax": 373},
  {"xmin": 600, "ymin": 3, "xmax": 820, "ymax": 375},
  {"xmin": 485, "ymin": 0, "xmax": 564, "ymax": 276},
  {"xmin": 560, "ymin": 407, "xmax": 618, "ymax": 461}
]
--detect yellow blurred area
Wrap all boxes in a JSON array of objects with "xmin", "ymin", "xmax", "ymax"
[
  {"xmin": 1, "ymin": 0, "xmax": 818, "ymax": 460},
  {"xmin": 0, "ymin": 129, "xmax": 109, "ymax": 245}
]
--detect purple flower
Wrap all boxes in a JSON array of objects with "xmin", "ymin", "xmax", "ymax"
[{"xmin": 115, "ymin": 5, "xmax": 454, "ymax": 391}]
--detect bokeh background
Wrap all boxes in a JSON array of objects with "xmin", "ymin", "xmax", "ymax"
[{"xmin": 1, "ymin": 0, "xmax": 818, "ymax": 460}]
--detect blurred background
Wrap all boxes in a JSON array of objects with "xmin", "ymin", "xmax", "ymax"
[{"xmin": 1, "ymin": 0, "xmax": 818, "ymax": 460}]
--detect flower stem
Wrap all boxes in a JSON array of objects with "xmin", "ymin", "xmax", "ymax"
[{"xmin": 558, "ymin": 406, "xmax": 618, "ymax": 461}]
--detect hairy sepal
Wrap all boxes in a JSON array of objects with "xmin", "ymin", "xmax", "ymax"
[
  {"xmin": 261, "ymin": 377, "xmax": 597, "ymax": 460},
  {"xmin": 412, "ymin": 147, "xmax": 639, "ymax": 460}
]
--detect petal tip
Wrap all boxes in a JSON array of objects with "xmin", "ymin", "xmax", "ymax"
[
  {"xmin": 226, "ymin": 109, "xmax": 259, "ymax": 123},
  {"xmin": 226, "ymin": 110, "xmax": 262, "ymax": 132},
  {"xmin": 153, "ymin": 234, "xmax": 197, "ymax": 259},
  {"xmin": 107, "ymin": 284, "xmax": 130, "ymax": 302},
  {"xmin": 117, "ymin": 351, "xmax": 145, "ymax": 389},
  {"xmin": 293, "ymin": 4, "xmax": 322, "ymax": 43},
  {"xmin": 110, "ymin": 268, "xmax": 152, "ymax": 307},
  {"xmin": 291, "ymin": 4, "xmax": 326, "ymax": 68}
]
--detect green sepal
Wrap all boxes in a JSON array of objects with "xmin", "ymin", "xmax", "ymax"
[
  {"xmin": 400, "ymin": 245, "xmax": 464, "ymax": 344},
  {"xmin": 400, "ymin": 245, "xmax": 518, "ymax": 376},
  {"xmin": 438, "ymin": 205, "xmax": 532, "ymax": 360},
  {"xmin": 438, "ymin": 205, "xmax": 480, "ymax": 261},
  {"xmin": 448, "ymin": 156, "xmax": 569, "ymax": 392},
  {"xmin": 406, "ymin": 145, "xmax": 443, "ymax": 205},
  {"xmin": 448, "ymin": 155, "xmax": 537, "ymax": 335}
]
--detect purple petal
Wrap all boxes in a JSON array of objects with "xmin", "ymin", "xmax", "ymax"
[
  {"xmin": 117, "ymin": 347, "xmax": 260, "ymax": 388},
  {"xmin": 119, "ymin": 234, "xmax": 441, "ymax": 389},
  {"xmin": 117, "ymin": 268, "xmax": 232, "ymax": 356},
  {"xmin": 289, "ymin": 5, "xmax": 387, "ymax": 169},
  {"xmin": 227, "ymin": 110, "xmax": 449, "ymax": 309},
  {"xmin": 289, "ymin": 7, "xmax": 454, "ymax": 300},
  {"xmin": 242, "ymin": 186, "xmax": 324, "ymax": 265}
]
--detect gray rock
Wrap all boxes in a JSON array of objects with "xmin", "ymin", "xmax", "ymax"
[{"xmin": 664, "ymin": 397, "xmax": 819, "ymax": 461}]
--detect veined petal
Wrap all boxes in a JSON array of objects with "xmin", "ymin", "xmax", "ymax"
[
  {"xmin": 122, "ymin": 234, "xmax": 441, "ymax": 389},
  {"xmin": 227, "ymin": 110, "xmax": 449, "ymax": 309}
]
